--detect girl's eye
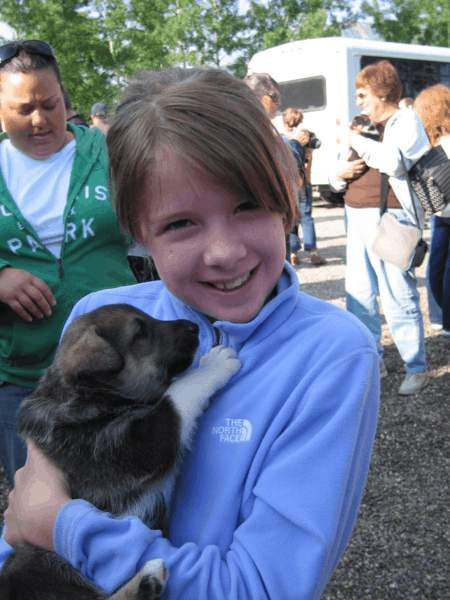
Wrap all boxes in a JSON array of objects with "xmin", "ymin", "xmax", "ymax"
[
  {"xmin": 44, "ymin": 105, "xmax": 56, "ymax": 111},
  {"xmin": 236, "ymin": 201, "xmax": 259, "ymax": 212},
  {"xmin": 165, "ymin": 219, "xmax": 193, "ymax": 232}
]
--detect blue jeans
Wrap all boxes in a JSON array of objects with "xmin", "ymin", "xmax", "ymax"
[
  {"xmin": 428, "ymin": 215, "xmax": 450, "ymax": 330},
  {"xmin": 426, "ymin": 215, "xmax": 443, "ymax": 324},
  {"xmin": 0, "ymin": 382, "xmax": 31, "ymax": 486},
  {"xmin": 299, "ymin": 185, "xmax": 316, "ymax": 250},
  {"xmin": 345, "ymin": 206, "xmax": 426, "ymax": 373},
  {"xmin": 289, "ymin": 230, "xmax": 301, "ymax": 253}
]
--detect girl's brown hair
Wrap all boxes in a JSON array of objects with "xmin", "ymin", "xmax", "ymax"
[
  {"xmin": 414, "ymin": 84, "xmax": 450, "ymax": 147},
  {"xmin": 283, "ymin": 108, "xmax": 303, "ymax": 129},
  {"xmin": 107, "ymin": 67, "xmax": 299, "ymax": 240},
  {"xmin": 355, "ymin": 60, "xmax": 402, "ymax": 104}
]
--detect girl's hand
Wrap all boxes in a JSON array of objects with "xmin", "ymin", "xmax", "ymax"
[
  {"xmin": 4, "ymin": 441, "xmax": 70, "ymax": 551},
  {"xmin": 0, "ymin": 267, "xmax": 56, "ymax": 321}
]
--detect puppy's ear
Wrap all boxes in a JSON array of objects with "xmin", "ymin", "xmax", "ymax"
[{"xmin": 58, "ymin": 325, "xmax": 123, "ymax": 383}]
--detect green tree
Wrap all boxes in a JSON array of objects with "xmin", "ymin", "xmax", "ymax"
[
  {"xmin": 184, "ymin": 0, "xmax": 247, "ymax": 68},
  {"xmin": 139, "ymin": 0, "xmax": 246, "ymax": 70},
  {"xmin": 360, "ymin": 0, "xmax": 450, "ymax": 47},
  {"xmin": 229, "ymin": 0, "xmax": 356, "ymax": 77}
]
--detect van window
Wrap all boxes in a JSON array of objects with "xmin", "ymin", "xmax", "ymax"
[
  {"xmin": 278, "ymin": 76, "xmax": 326, "ymax": 112},
  {"xmin": 360, "ymin": 56, "xmax": 450, "ymax": 98}
]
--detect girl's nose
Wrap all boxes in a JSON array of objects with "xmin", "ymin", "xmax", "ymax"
[{"xmin": 203, "ymin": 227, "xmax": 247, "ymax": 267}]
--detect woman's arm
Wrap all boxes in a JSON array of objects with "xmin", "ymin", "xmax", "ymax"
[{"xmin": 350, "ymin": 110, "xmax": 429, "ymax": 177}]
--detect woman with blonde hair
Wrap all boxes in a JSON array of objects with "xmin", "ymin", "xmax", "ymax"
[
  {"xmin": 414, "ymin": 84, "xmax": 450, "ymax": 336},
  {"xmin": 329, "ymin": 60, "xmax": 430, "ymax": 395}
]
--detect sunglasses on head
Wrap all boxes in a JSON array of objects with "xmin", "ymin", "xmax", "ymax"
[{"xmin": 0, "ymin": 40, "xmax": 54, "ymax": 66}]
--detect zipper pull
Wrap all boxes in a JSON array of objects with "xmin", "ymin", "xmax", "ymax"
[{"xmin": 57, "ymin": 259, "xmax": 64, "ymax": 279}]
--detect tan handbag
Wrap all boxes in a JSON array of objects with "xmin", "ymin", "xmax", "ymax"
[
  {"xmin": 371, "ymin": 212, "xmax": 426, "ymax": 270},
  {"xmin": 371, "ymin": 157, "xmax": 428, "ymax": 271}
]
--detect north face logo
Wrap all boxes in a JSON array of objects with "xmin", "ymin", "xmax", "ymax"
[{"xmin": 212, "ymin": 419, "xmax": 252, "ymax": 442}]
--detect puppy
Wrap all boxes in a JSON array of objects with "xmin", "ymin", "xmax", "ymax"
[
  {"xmin": 0, "ymin": 303, "xmax": 241, "ymax": 600},
  {"xmin": 348, "ymin": 114, "xmax": 380, "ymax": 162}
]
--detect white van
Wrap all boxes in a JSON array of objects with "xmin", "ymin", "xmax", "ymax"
[{"xmin": 247, "ymin": 37, "xmax": 450, "ymax": 201}]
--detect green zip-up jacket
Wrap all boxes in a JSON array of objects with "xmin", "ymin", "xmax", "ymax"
[{"xmin": 0, "ymin": 123, "xmax": 136, "ymax": 387}]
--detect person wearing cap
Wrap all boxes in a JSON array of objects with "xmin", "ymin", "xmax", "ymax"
[{"xmin": 90, "ymin": 102, "xmax": 110, "ymax": 135}]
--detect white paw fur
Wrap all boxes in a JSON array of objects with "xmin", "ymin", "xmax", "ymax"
[{"xmin": 167, "ymin": 345, "xmax": 242, "ymax": 447}]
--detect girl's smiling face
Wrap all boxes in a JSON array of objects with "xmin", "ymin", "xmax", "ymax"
[{"xmin": 138, "ymin": 160, "xmax": 286, "ymax": 323}]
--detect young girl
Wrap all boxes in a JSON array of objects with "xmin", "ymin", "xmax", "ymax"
[{"xmin": 1, "ymin": 67, "xmax": 380, "ymax": 599}]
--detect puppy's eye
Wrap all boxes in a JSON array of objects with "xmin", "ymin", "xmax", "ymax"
[{"xmin": 134, "ymin": 319, "xmax": 148, "ymax": 339}]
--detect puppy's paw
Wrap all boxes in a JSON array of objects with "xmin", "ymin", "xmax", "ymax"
[
  {"xmin": 136, "ymin": 559, "xmax": 168, "ymax": 600},
  {"xmin": 199, "ymin": 344, "xmax": 237, "ymax": 364},
  {"xmin": 109, "ymin": 559, "xmax": 168, "ymax": 600},
  {"xmin": 167, "ymin": 346, "xmax": 241, "ymax": 446},
  {"xmin": 199, "ymin": 345, "xmax": 242, "ymax": 389}
]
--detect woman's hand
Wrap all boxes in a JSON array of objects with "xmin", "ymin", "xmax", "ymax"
[
  {"xmin": 0, "ymin": 267, "xmax": 56, "ymax": 321},
  {"xmin": 294, "ymin": 128, "xmax": 310, "ymax": 147},
  {"xmin": 336, "ymin": 151, "xmax": 367, "ymax": 180},
  {"xmin": 4, "ymin": 441, "xmax": 71, "ymax": 551}
]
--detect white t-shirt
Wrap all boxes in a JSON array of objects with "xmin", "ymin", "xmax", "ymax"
[{"xmin": 0, "ymin": 139, "xmax": 76, "ymax": 258}]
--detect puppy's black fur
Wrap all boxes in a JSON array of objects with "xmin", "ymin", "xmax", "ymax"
[
  {"xmin": 0, "ymin": 303, "xmax": 203, "ymax": 600},
  {"xmin": 348, "ymin": 114, "xmax": 381, "ymax": 163}
]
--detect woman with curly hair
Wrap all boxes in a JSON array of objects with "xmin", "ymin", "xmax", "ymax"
[{"xmin": 414, "ymin": 84, "xmax": 450, "ymax": 336}]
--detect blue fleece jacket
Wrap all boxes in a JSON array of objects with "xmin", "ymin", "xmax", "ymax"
[{"xmin": 0, "ymin": 263, "xmax": 379, "ymax": 599}]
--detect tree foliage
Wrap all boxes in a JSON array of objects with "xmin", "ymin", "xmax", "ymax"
[
  {"xmin": 0, "ymin": 0, "xmax": 368, "ymax": 111},
  {"xmin": 229, "ymin": 0, "xmax": 356, "ymax": 76},
  {"xmin": 360, "ymin": 0, "xmax": 450, "ymax": 47}
]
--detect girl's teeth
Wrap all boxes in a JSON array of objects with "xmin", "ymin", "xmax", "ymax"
[{"xmin": 213, "ymin": 273, "xmax": 250, "ymax": 290}]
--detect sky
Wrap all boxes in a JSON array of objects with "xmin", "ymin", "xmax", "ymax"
[{"xmin": 0, "ymin": 21, "xmax": 14, "ymax": 41}]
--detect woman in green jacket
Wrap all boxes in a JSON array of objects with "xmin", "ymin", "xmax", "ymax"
[{"xmin": 0, "ymin": 40, "xmax": 136, "ymax": 485}]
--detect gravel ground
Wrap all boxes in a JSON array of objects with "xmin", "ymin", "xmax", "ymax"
[{"xmin": 0, "ymin": 202, "xmax": 448, "ymax": 598}]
